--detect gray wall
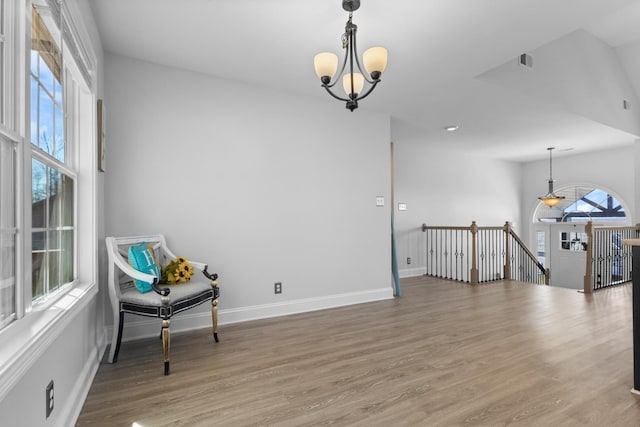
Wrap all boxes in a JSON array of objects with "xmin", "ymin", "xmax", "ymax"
[{"xmin": 103, "ymin": 53, "xmax": 394, "ymax": 336}]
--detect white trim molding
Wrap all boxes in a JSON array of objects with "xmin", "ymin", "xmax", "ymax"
[
  {"xmin": 109, "ymin": 287, "xmax": 395, "ymax": 343},
  {"xmin": 399, "ymin": 267, "xmax": 427, "ymax": 278}
]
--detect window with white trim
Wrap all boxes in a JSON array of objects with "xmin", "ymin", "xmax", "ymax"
[
  {"xmin": 0, "ymin": 135, "xmax": 16, "ymax": 329},
  {"xmin": 0, "ymin": 0, "xmax": 17, "ymax": 330},
  {"xmin": 30, "ymin": 5, "xmax": 75, "ymax": 303},
  {"xmin": 0, "ymin": 0, "xmax": 96, "ymax": 333}
]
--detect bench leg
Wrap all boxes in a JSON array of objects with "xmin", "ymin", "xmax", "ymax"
[
  {"xmin": 212, "ymin": 299, "xmax": 219, "ymax": 342},
  {"xmin": 111, "ymin": 311, "xmax": 125, "ymax": 363},
  {"xmin": 162, "ymin": 319, "xmax": 170, "ymax": 375}
]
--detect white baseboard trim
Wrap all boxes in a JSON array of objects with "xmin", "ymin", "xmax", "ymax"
[
  {"xmin": 108, "ymin": 287, "xmax": 395, "ymax": 343},
  {"xmin": 399, "ymin": 267, "xmax": 426, "ymax": 278}
]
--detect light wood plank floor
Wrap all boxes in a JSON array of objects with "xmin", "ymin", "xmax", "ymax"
[{"xmin": 77, "ymin": 277, "xmax": 640, "ymax": 426}]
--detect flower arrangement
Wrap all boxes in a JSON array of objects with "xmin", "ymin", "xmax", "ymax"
[{"xmin": 161, "ymin": 256, "xmax": 195, "ymax": 284}]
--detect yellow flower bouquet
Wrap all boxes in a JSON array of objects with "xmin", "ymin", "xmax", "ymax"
[{"xmin": 161, "ymin": 256, "xmax": 195, "ymax": 284}]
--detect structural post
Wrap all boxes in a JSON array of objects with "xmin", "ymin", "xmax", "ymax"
[
  {"xmin": 583, "ymin": 221, "xmax": 594, "ymax": 294},
  {"xmin": 623, "ymin": 239, "xmax": 640, "ymax": 395},
  {"xmin": 503, "ymin": 221, "xmax": 511, "ymax": 281},
  {"xmin": 635, "ymin": 246, "xmax": 640, "ymax": 394},
  {"xmin": 470, "ymin": 221, "xmax": 478, "ymax": 285}
]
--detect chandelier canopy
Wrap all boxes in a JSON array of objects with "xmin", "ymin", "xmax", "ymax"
[
  {"xmin": 538, "ymin": 147, "xmax": 565, "ymax": 207},
  {"xmin": 313, "ymin": 0, "xmax": 388, "ymax": 112}
]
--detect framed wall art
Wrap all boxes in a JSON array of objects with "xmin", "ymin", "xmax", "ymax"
[{"xmin": 97, "ymin": 99, "xmax": 106, "ymax": 172}]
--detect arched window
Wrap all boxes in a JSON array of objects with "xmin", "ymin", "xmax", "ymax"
[{"xmin": 534, "ymin": 185, "xmax": 628, "ymax": 223}]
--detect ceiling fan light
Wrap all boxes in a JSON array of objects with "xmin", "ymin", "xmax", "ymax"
[
  {"xmin": 343, "ymin": 73, "xmax": 365, "ymax": 96},
  {"xmin": 363, "ymin": 46, "xmax": 387, "ymax": 77},
  {"xmin": 314, "ymin": 52, "xmax": 338, "ymax": 80}
]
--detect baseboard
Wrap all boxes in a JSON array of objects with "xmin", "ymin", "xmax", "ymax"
[
  {"xmin": 399, "ymin": 267, "xmax": 426, "ymax": 278},
  {"xmin": 107, "ymin": 287, "xmax": 395, "ymax": 343}
]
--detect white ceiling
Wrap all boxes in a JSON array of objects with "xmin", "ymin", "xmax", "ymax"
[{"xmin": 88, "ymin": 0, "xmax": 640, "ymax": 162}]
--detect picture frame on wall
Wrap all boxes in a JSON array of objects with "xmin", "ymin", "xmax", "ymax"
[{"xmin": 97, "ymin": 99, "xmax": 106, "ymax": 172}]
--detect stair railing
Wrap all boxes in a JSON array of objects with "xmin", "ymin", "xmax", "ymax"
[
  {"xmin": 421, "ymin": 221, "xmax": 549, "ymax": 285},
  {"xmin": 583, "ymin": 222, "xmax": 640, "ymax": 293}
]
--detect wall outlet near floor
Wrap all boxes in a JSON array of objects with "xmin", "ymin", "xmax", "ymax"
[
  {"xmin": 274, "ymin": 282, "xmax": 282, "ymax": 294},
  {"xmin": 46, "ymin": 380, "xmax": 54, "ymax": 418},
  {"xmin": 407, "ymin": 257, "xmax": 411, "ymax": 265}
]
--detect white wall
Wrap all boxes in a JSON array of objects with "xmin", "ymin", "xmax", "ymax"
[
  {"xmin": 103, "ymin": 53, "xmax": 394, "ymax": 337},
  {"xmin": 391, "ymin": 121, "xmax": 522, "ymax": 277}
]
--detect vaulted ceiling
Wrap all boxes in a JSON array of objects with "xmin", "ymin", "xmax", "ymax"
[{"xmin": 88, "ymin": 0, "xmax": 640, "ymax": 162}]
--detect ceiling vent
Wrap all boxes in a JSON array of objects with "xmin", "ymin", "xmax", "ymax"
[{"xmin": 518, "ymin": 53, "xmax": 533, "ymax": 68}]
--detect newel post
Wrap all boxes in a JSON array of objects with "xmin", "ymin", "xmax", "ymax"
[
  {"xmin": 583, "ymin": 221, "xmax": 594, "ymax": 294},
  {"xmin": 503, "ymin": 221, "xmax": 511, "ymax": 281},
  {"xmin": 470, "ymin": 221, "xmax": 478, "ymax": 285}
]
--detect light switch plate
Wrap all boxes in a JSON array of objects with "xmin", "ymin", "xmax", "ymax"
[
  {"xmin": 398, "ymin": 203, "xmax": 407, "ymax": 211},
  {"xmin": 376, "ymin": 196, "xmax": 385, "ymax": 207}
]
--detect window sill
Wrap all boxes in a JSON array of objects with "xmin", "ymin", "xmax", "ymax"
[{"xmin": 0, "ymin": 280, "xmax": 98, "ymax": 401}]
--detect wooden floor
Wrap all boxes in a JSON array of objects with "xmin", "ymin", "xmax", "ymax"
[{"xmin": 77, "ymin": 277, "xmax": 640, "ymax": 426}]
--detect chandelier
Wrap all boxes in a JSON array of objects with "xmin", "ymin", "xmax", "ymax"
[
  {"xmin": 538, "ymin": 147, "xmax": 565, "ymax": 207},
  {"xmin": 313, "ymin": 0, "xmax": 388, "ymax": 112}
]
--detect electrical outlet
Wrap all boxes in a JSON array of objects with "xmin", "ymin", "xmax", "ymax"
[
  {"xmin": 407, "ymin": 257, "xmax": 411, "ymax": 265},
  {"xmin": 274, "ymin": 282, "xmax": 282, "ymax": 294},
  {"xmin": 46, "ymin": 380, "xmax": 54, "ymax": 418}
]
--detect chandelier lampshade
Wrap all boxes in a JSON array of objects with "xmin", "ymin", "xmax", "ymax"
[
  {"xmin": 343, "ymin": 73, "xmax": 365, "ymax": 96},
  {"xmin": 363, "ymin": 46, "xmax": 388, "ymax": 76},
  {"xmin": 313, "ymin": 53, "xmax": 338, "ymax": 81},
  {"xmin": 313, "ymin": 0, "xmax": 388, "ymax": 111}
]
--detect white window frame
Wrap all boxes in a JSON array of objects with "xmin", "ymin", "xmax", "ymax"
[
  {"xmin": 0, "ymin": 0, "xmax": 98, "ymax": 402},
  {"xmin": 29, "ymin": 8, "xmax": 78, "ymax": 305}
]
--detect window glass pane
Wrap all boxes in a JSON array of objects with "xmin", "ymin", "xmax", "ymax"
[
  {"xmin": 30, "ymin": 76, "xmax": 38, "ymax": 145},
  {"xmin": 54, "ymin": 104, "xmax": 64, "ymax": 161},
  {"xmin": 61, "ymin": 174, "xmax": 73, "ymax": 226},
  {"xmin": 54, "ymin": 79, "xmax": 62, "ymax": 105},
  {"xmin": 32, "ymin": 159, "xmax": 46, "ymax": 228},
  {"xmin": 0, "ymin": 233, "xmax": 16, "ymax": 328},
  {"xmin": 38, "ymin": 54, "xmax": 54, "ymax": 96},
  {"xmin": 32, "ymin": 231, "xmax": 46, "ymax": 300},
  {"xmin": 61, "ymin": 230, "xmax": 73, "ymax": 284},
  {"xmin": 47, "ymin": 230, "xmax": 60, "ymax": 291},
  {"xmin": 48, "ymin": 167, "xmax": 60, "ymax": 228},
  {"xmin": 30, "ymin": 50, "xmax": 38, "ymax": 75},
  {"xmin": 0, "ymin": 137, "xmax": 16, "ymax": 328},
  {"xmin": 0, "ymin": 140, "xmax": 14, "ymax": 228},
  {"xmin": 38, "ymin": 85, "xmax": 54, "ymax": 153},
  {"xmin": 536, "ymin": 231, "xmax": 545, "ymax": 267},
  {"xmin": 46, "ymin": 169, "xmax": 74, "ymax": 228},
  {"xmin": 32, "ymin": 159, "xmax": 47, "ymax": 227}
]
